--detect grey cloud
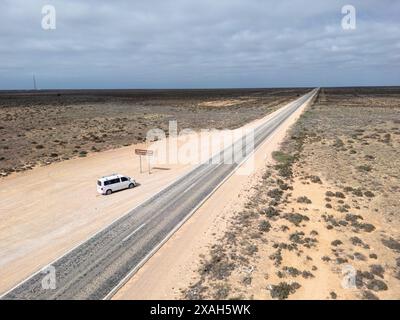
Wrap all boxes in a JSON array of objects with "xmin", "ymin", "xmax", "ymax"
[{"xmin": 0, "ymin": 0, "xmax": 399, "ymax": 89}]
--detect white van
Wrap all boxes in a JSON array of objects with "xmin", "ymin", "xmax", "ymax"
[{"xmin": 97, "ymin": 174, "xmax": 137, "ymax": 195}]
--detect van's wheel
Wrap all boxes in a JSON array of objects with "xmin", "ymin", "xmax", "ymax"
[
  {"xmin": 128, "ymin": 183, "xmax": 134, "ymax": 189},
  {"xmin": 106, "ymin": 189, "xmax": 112, "ymax": 195}
]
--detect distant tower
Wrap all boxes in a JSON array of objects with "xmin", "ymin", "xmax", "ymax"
[{"xmin": 33, "ymin": 74, "xmax": 37, "ymax": 90}]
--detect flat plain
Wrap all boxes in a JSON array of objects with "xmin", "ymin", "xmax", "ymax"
[{"xmin": 0, "ymin": 88, "xmax": 307, "ymax": 177}]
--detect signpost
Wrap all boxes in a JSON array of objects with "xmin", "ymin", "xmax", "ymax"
[{"xmin": 135, "ymin": 149, "xmax": 154, "ymax": 174}]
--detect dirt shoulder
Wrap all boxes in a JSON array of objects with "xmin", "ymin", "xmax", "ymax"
[{"xmin": 179, "ymin": 87, "xmax": 400, "ymax": 300}]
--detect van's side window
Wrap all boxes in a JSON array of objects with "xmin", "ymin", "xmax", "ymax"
[
  {"xmin": 104, "ymin": 181, "xmax": 110, "ymax": 186},
  {"xmin": 110, "ymin": 178, "xmax": 120, "ymax": 184},
  {"xmin": 121, "ymin": 177, "xmax": 128, "ymax": 182}
]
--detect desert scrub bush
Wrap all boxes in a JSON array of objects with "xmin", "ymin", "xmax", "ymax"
[
  {"xmin": 199, "ymin": 245, "xmax": 235, "ymax": 280},
  {"xmin": 309, "ymin": 175, "xmax": 322, "ymax": 184},
  {"xmin": 302, "ymin": 271, "xmax": 314, "ymax": 279},
  {"xmin": 364, "ymin": 191, "xmax": 375, "ymax": 198},
  {"xmin": 258, "ymin": 220, "xmax": 271, "ymax": 232},
  {"xmin": 269, "ymin": 282, "xmax": 301, "ymax": 300},
  {"xmin": 370, "ymin": 265, "xmax": 385, "ymax": 278},
  {"xmin": 277, "ymin": 179, "xmax": 290, "ymax": 190},
  {"xmin": 352, "ymin": 222, "xmax": 375, "ymax": 233},
  {"xmin": 261, "ymin": 206, "xmax": 279, "ymax": 218},
  {"xmin": 269, "ymin": 249, "xmax": 283, "ymax": 266},
  {"xmin": 350, "ymin": 237, "xmax": 370, "ymax": 249},
  {"xmin": 381, "ymin": 237, "xmax": 400, "ymax": 252},
  {"xmin": 284, "ymin": 212, "xmax": 310, "ymax": 226},
  {"xmin": 357, "ymin": 165, "xmax": 372, "ymax": 172},
  {"xmin": 362, "ymin": 290, "xmax": 379, "ymax": 300},
  {"xmin": 325, "ymin": 191, "xmax": 335, "ymax": 197},
  {"xmin": 267, "ymin": 188, "xmax": 283, "ymax": 201},
  {"xmin": 212, "ymin": 283, "xmax": 231, "ymax": 299},
  {"xmin": 333, "ymin": 138, "xmax": 344, "ymax": 148},
  {"xmin": 331, "ymin": 240, "xmax": 343, "ymax": 247},
  {"xmin": 183, "ymin": 281, "xmax": 207, "ymax": 300},
  {"xmin": 366, "ymin": 279, "xmax": 388, "ymax": 292},
  {"xmin": 272, "ymin": 151, "xmax": 296, "ymax": 178},
  {"xmin": 345, "ymin": 214, "xmax": 363, "ymax": 223},
  {"xmin": 352, "ymin": 188, "xmax": 363, "ymax": 197},
  {"xmin": 297, "ymin": 196, "xmax": 312, "ymax": 204},
  {"xmin": 335, "ymin": 192, "xmax": 346, "ymax": 199},
  {"xmin": 243, "ymin": 244, "xmax": 258, "ymax": 256}
]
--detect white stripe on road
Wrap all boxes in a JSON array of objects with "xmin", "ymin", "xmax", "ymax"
[{"xmin": 122, "ymin": 223, "xmax": 146, "ymax": 243}]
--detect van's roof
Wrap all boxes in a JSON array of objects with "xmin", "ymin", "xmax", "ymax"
[{"xmin": 98, "ymin": 173, "xmax": 125, "ymax": 181}]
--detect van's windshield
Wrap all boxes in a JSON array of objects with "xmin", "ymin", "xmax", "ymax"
[{"xmin": 97, "ymin": 180, "xmax": 102, "ymax": 186}]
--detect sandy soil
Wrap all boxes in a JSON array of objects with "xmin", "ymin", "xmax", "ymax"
[{"xmin": 112, "ymin": 92, "xmax": 315, "ymax": 299}]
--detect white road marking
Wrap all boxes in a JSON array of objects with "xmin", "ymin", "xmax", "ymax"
[{"xmin": 122, "ymin": 223, "xmax": 146, "ymax": 243}]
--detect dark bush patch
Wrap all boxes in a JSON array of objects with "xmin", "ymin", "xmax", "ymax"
[
  {"xmin": 370, "ymin": 265, "xmax": 385, "ymax": 278},
  {"xmin": 269, "ymin": 249, "xmax": 283, "ymax": 267},
  {"xmin": 267, "ymin": 188, "xmax": 283, "ymax": 201},
  {"xmin": 333, "ymin": 138, "xmax": 344, "ymax": 148},
  {"xmin": 343, "ymin": 186, "xmax": 354, "ymax": 192},
  {"xmin": 336, "ymin": 257, "xmax": 348, "ymax": 264},
  {"xmin": 258, "ymin": 220, "xmax": 271, "ymax": 232},
  {"xmin": 325, "ymin": 191, "xmax": 335, "ymax": 197},
  {"xmin": 212, "ymin": 283, "xmax": 230, "ymax": 299},
  {"xmin": 269, "ymin": 282, "xmax": 301, "ymax": 300},
  {"xmin": 366, "ymin": 279, "xmax": 388, "ymax": 292},
  {"xmin": 272, "ymin": 151, "xmax": 296, "ymax": 178},
  {"xmin": 297, "ymin": 196, "xmax": 312, "ymax": 204},
  {"xmin": 262, "ymin": 206, "xmax": 279, "ymax": 218},
  {"xmin": 350, "ymin": 236, "xmax": 370, "ymax": 249},
  {"xmin": 364, "ymin": 191, "xmax": 375, "ymax": 198},
  {"xmin": 381, "ymin": 237, "xmax": 400, "ymax": 252},
  {"xmin": 284, "ymin": 213, "xmax": 310, "ymax": 226},
  {"xmin": 357, "ymin": 165, "xmax": 372, "ymax": 172},
  {"xmin": 335, "ymin": 192, "xmax": 346, "ymax": 199},
  {"xmin": 354, "ymin": 252, "xmax": 367, "ymax": 261},
  {"xmin": 345, "ymin": 213, "xmax": 363, "ymax": 223},
  {"xmin": 302, "ymin": 271, "xmax": 314, "ymax": 279},
  {"xmin": 331, "ymin": 240, "xmax": 343, "ymax": 247},
  {"xmin": 199, "ymin": 245, "xmax": 235, "ymax": 280},
  {"xmin": 362, "ymin": 290, "xmax": 379, "ymax": 300},
  {"xmin": 352, "ymin": 189, "xmax": 364, "ymax": 197},
  {"xmin": 282, "ymin": 266, "xmax": 301, "ymax": 277},
  {"xmin": 309, "ymin": 175, "xmax": 322, "ymax": 184},
  {"xmin": 353, "ymin": 222, "xmax": 375, "ymax": 233}
]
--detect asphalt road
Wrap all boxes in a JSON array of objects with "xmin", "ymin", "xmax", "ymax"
[{"xmin": 1, "ymin": 89, "xmax": 318, "ymax": 300}]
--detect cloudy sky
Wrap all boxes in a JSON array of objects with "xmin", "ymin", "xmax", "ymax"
[{"xmin": 0, "ymin": 0, "xmax": 399, "ymax": 89}]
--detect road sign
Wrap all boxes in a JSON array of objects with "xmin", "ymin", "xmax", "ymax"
[
  {"xmin": 135, "ymin": 149, "xmax": 153, "ymax": 156},
  {"xmin": 135, "ymin": 149, "xmax": 153, "ymax": 173}
]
